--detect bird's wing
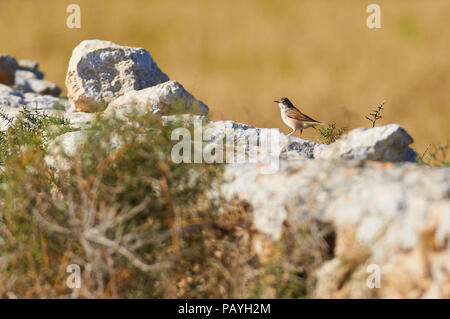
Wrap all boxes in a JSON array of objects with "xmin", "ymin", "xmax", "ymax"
[{"xmin": 285, "ymin": 108, "xmax": 320, "ymax": 123}]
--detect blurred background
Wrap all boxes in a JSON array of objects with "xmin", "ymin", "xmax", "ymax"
[{"xmin": 1, "ymin": 0, "xmax": 449, "ymax": 152}]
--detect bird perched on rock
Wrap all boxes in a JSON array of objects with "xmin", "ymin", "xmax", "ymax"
[{"xmin": 274, "ymin": 97, "xmax": 327, "ymax": 136}]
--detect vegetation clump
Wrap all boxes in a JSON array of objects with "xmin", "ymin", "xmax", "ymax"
[
  {"xmin": 318, "ymin": 123, "xmax": 347, "ymax": 145},
  {"xmin": 0, "ymin": 109, "xmax": 334, "ymax": 298},
  {"xmin": 416, "ymin": 142, "xmax": 449, "ymax": 167}
]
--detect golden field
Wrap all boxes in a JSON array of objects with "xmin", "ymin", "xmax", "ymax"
[{"xmin": 1, "ymin": 0, "xmax": 449, "ymax": 153}]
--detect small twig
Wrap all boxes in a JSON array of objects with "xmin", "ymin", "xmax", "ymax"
[{"xmin": 365, "ymin": 100, "xmax": 386, "ymax": 128}]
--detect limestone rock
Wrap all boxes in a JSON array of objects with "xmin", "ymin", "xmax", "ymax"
[
  {"xmin": 17, "ymin": 59, "xmax": 44, "ymax": 79},
  {"xmin": 221, "ymin": 159, "xmax": 450, "ymax": 298},
  {"xmin": 63, "ymin": 111, "xmax": 96, "ymax": 129},
  {"xmin": 23, "ymin": 93, "xmax": 69, "ymax": 110},
  {"xmin": 15, "ymin": 78, "xmax": 62, "ymax": 96},
  {"xmin": 314, "ymin": 124, "xmax": 417, "ymax": 162},
  {"xmin": 66, "ymin": 40, "xmax": 169, "ymax": 112},
  {"xmin": 0, "ymin": 83, "xmax": 25, "ymax": 108},
  {"xmin": 18, "ymin": 60, "xmax": 40, "ymax": 71},
  {"xmin": 0, "ymin": 54, "xmax": 18, "ymax": 85},
  {"xmin": 45, "ymin": 130, "xmax": 88, "ymax": 171},
  {"xmin": 204, "ymin": 119, "xmax": 319, "ymax": 161},
  {"xmin": 104, "ymin": 81, "xmax": 208, "ymax": 118},
  {"xmin": 15, "ymin": 70, "xmax": 41, "ymax": 80}
]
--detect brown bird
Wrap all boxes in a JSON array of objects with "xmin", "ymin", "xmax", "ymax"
[{"xmin": 274, "ymin": 97, "xmax": 327, "ymax": 136}]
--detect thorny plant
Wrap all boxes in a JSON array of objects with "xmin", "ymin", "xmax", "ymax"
[{"xmin": 318, "ymin": 123, "xmax": 347, "ymax": 145}]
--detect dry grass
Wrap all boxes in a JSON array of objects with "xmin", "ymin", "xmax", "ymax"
[{"xmin": 1, "ymin": 0, "xmax": 449, "ymax": 152}]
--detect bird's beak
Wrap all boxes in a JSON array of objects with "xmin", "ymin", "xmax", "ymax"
[{"xmin": 274, "ymin": 99, "xmax": 280, "ymax": 103}]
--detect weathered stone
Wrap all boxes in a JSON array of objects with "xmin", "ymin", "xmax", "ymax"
[
  {"xmin": 314, "ymin": 124, "xmax": 417, "ymax": 162},
  {"xmin": 204, "ymin": 119, "xmax": 319, "ymax": 161},
  {"xmin": 15, "ymin": 78, "xmax": 62, "ymax": 96},
  {"xmin": 221, "ymin": 159, "xmax": 450, "ymax": 298},
  {"xmin": 23, "ymin": 93, "xmax": 69, "ymax": 110},
  {"xmin": 0, "ymin": 54, "xmax": 18, "ymax": 85},
  {"xmin": 45, "ymin": 131, "xmax": 89, "ymax": 171},
  {"xmin": 104, "ymin": 81, "xmax": 208, "ymax": 118},
  {"xmin": 28, "ymin": 79, "xmax": 61, "ymax": 96},
  {"xmin": 63, "ymin": 111, "xmax": 97, "ymax": 129},
  {"xmin": 18, "ymin": 59, "xmax": 39, "ymax": 71},
  {"xmin": 15, "ymin": 70, "xmax": 41, "ymax": 80},
  {"xmin": 66, "ymin": 40, "xmax": 169, "ymax": 112},
  {"xmin": 0, "ymin": 83, "xmax": 25, "ymax": 108},
  {"xmin": 17, "ymin": 59, "xmax": 44, "ymax": 80}
]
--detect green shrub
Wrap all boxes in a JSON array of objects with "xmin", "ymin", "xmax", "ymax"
[
  {"xmin": 318, "ymin": 123, "xmax": 347, "ymax": 145},
  {"xmin": 0, "ymin": 107, "xmax": 72, "ymax": 167}
]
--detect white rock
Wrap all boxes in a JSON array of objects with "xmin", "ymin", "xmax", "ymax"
[
  {"xmin": 66, "ymin": 40, "xmax": 169, "ymax": 112},
  {"xmin": 23, "ymin": 93, "xmax": 69, "ymax": 110},
  {"xmin": 0, "ymin": 83, "xmax": 25, "ymax": 108},
  {"xmin": 18, "ymin": 59, "xmax": 39, "ymax": 71},
  {"xmin": 16, "ymin": 59, "xmax": 44, "ymax": 80},
  {"xmin": 204, "ymin": 119, "xmax": 320, "ymax": 161},
  {"xmin": 222, "ymin": 160, "xmax": 449, "ymax": 246},
  {"xmin": 15, "ymin": 70, "xmax": 41, "ymax": 80},
  {"xmin": 161, "ymin": 116, "xmax": 320, "ymax": 163},
  {"xmin": 15, "ymin": 78, "xmax": 61, "ymax": 96},
  {"xmin": 221, "ymin": 158, "xmax": 450, "ymax": 295},
  {"xmin": 314, "ymin": 124, "xmax": 417, "ymax": 162},
  {"xmin": 104, "ymin": 80, "xmax": 209, "ymax": 119},
  {"xmin": 45, "ymin": 130, "xmax": 88, "ymax": 171},
  {"xmin": 63, "ymin": 111, "xmax": 97, "ymax": 129}
]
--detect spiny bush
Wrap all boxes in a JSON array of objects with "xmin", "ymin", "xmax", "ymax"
[
  {"xmin": 0, "ymin": 110, "xmax": 334, "ymax": 298},
  {"xmin": 0, "ymin": 107, "xmax": 72, "ymax": 166},
  {"xmin": 318, "ymin": 123, "xmax": 347, "ymax": 145}
]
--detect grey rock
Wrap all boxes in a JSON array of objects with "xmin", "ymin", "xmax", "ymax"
[
  {"xmin": 104, "ymin": 81, "xmax": 208, "ymax": 118},
  {"xmin": 314, "ymin": 124, "xmax": 417, "ymax": 162},
  {"xmin": 0, "ymin": 54, "xmax": 18, "ymax": 85},
  {"xmin": 66, "ymin": 40, "xmax": 169, "ymax": 112}
]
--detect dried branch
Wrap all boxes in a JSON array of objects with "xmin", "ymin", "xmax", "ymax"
[
  {"xmin": 83, "ymin": 228, "xmax": 172, "ymax": 272},
  {"xmin": 365, "ymin": 100, "xmax": 386, "ymax": 128}
]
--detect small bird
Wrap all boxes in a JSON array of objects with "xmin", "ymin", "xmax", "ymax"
[{"xmin": 274, "ymin": 97, "xmax": 327, "ymax": 136}]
